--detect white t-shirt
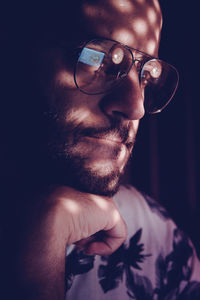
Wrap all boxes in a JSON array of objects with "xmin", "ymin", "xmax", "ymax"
[{"xmin": 65, "ymin": 185, "xmax": 200, "ymax": 299}]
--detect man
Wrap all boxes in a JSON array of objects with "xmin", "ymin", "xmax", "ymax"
[{"xmin": 1, "ymin": 0, "xmax": 200, "ymax": 299}]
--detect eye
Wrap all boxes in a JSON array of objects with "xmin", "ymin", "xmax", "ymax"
[
  {"xmin": 141, "ymin": 59, "xmax": 162, "ymax": 80},
  {"xmin": 139, "ymin": 59, "xmax": 162, "ymax": 89}
]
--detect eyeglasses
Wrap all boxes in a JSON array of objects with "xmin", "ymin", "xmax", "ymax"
[{"xmin": 74, "ymin": 38, "xmax": 179, "ymax": 114}]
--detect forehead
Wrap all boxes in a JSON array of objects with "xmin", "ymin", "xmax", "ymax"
[{"xmin": 77, "ymin": 0, "xmax": 162, "ymax": 56}]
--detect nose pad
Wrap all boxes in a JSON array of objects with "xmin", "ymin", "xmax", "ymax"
[
  {"xmin": 101, "ymin": 68, "xmax": 145, "ymax": 120},
  {"xmin": 117, "ymin": 70, "xmax": 127, "ymax": 79}
]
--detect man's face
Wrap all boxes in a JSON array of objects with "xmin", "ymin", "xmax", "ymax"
[{"xmin": 35, "ymin": 0, "xmax": 162, "ymax": 195}]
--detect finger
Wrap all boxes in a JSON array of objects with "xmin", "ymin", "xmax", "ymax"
[
  {"xmin": 84, "ymin": 236, "xmax": 125, "ymax": 256},
  {"xmin": 85, "ymin": 220, "xmax": 127, "ymax": 256},
  {"xmin": 75, "ymin": 236, "xmax": 95, "ymax": 250}
]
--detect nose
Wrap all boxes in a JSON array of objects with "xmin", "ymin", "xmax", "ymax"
[{"xmin": 101, "ymin": 68, "xmax": 145, "ymax": 120}]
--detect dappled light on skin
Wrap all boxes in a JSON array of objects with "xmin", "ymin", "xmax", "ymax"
[
  {"xmin": 152, "ymin": 0, "xmax": 161, "ymax": 13},
  {"xmin": 132, "ymin": 18, "xmax": 148, "ymax": 36},
  {"xmin": 111, "ymin": 209, "xmax": 121, "ymax": 224},
  {"xmin": 128, "ymin": 67, "xmax": 141, "ymax": 84},
  {"xmin": 107, "ymin": 178, "xmax": 120, "ymax": 192},
  {"xmin": 61, "ymin": 198, "xmax": 80, "ymax": 214},
  {"xmin": 147, "ymin": 7, "xmax": 158, "ymax": 25},
  {"xmin": 86, "ymin": 157, "xmax": 123, "ymax": 177},
  {"xmin": 85, "ymin": 201, "xmax": 122, "ymax": 230},
  {"xmin": 154, "ymin": 28, "xmax": 161, "ymax": 43},
  {"xmin": 110, "ymin": 0, "xmax": 134, "ymax": 13},
  {"xmin": 85, "ymin": 141, "xmax": 128, "ymax": 168},
  {"xmin": 82, "ymin": 0, "xmax": 162, "ymax": 57},
  {"xmin": 118, "ymin": 147, "xmax": 129, "ymax": 172},
  {"xmin": 87, "ymin": 160, "xmax": 115, "ymax": 177},
  {"xmin": 85, "ymin": 143, "xmax": 129, "ymax": 176},
  {"xmin": 146, "ymin": 39, "xmax": 157, "ymax": 56},
  {"xmin": 65, "ymin": 107, "xmax": 91, "ymax": 125},
  {"xmin": 91, "ymin": 195, "xmax": 109, "ymax": 210},
  {"xmin": 55, "ymin": 70, "xmax": 74, "ymax": 88},
  {"xmin": 112, "ymin": 29, "xmax": 135, "ymax": 46},
  {"xmin": 128, "ymin": 125, "xmax": 137, "ymax": 143},
  {"xmin": 40, "ymin": 0, "xmax": 163, "ymax": 197}
]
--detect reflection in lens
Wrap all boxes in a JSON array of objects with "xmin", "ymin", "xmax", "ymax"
[
  {"xmin": 141, "ymin": 59, "xmax": 179, "ymax": 113},
  {"xmin": 144, "ymin": 59, "xmax": 162, "ymax": 78},
  {"xmin": 74, "ymin": 39, "xmax": 179, "ymax": 112},
  {"xmin": 74, "ymin": 39, "xmax": 133, "ymax": 94},
  {"xmin": 110, "ymin": 47, "xmax": 125, "ymax": 64},
  {"xmin": 78, "ymin": 47, "xmax": 105, "ymax": 67}
]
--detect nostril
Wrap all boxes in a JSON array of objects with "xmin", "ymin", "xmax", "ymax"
[
  {"xmin": 112, "ymin": 110, "xmax": 128, "ymax": 119},
  {"xmin": 100, "ymin": 98, "xmax": 129, "ymax": 120}
]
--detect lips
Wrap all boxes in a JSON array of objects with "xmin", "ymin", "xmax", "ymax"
[
  {"xmin": 91, "ymin": 134, "xmax": 124, "ymax": 144},
  {"xmin": 87, "ymin": 133, "xmax": 134, "ymax": 149},
  {"xmin": 74, "ymin": 123, "xmax": 135, "ymax": 150}
]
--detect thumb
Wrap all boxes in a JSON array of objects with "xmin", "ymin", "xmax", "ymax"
[{"xmin": 83, "ymin": 215, "xmax": 127, "ymax": 256}]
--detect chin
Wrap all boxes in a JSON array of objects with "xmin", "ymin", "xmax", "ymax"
[
  {"xmin": 46, "ymin": 132, "xmax": 131, "ymax": 195},
  {"xmin": 68, "ymin": 167, "xmax": 123, "ymax": 197},
  {"xmin": 48, "ymin": 152, "xmax": 125, "ymax": 196},
  {"xmin": 66, "ymin": 149, "xmax": 129, "ymax": 196}
]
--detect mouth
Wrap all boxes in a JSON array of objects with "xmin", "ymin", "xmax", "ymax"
[
  {"xmin": 91, "ymin": 134, "xmax": 124, "ymax": 144},
  {"xmin": 85, "ymin": 133, "xmax": 134, "ymax": 150},
  {"xmin": 84, "ymin": 135, "xmax": 123, "ymax": 148},
  {"xmin": 73, "ymin": 124, "xmax": 135, "ymax": 151}
]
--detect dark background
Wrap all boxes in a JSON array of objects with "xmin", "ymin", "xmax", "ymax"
[{"xmin": 128, "ymin": 1, "xmax": 200, "ymax": 256}]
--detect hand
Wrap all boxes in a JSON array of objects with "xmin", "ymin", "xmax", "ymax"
[
  {"xmin": 9, "ymin": 185, "xmax": 127, "ymax": 299},
  {"xmin": 51, "ymin": 185, "xmax": 127, "ymax": 255}
]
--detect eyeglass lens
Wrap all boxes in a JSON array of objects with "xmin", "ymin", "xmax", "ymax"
[{"xmin": 74, "ymin": 39, "xmax": 179, "ymax": 114}]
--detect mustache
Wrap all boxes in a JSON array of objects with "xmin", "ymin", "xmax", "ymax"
[
  {"xmin": 73, "ymin": 121, "xmax": 135, "ymax": 149},
  {"xmin": 44, "ymin": 111, "xmax": 136, "ymax": 149}
]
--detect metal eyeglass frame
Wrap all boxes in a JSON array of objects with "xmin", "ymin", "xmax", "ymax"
[{"xmin": 73, "ymin": 37, "xmax": 179, "ymax": 114}]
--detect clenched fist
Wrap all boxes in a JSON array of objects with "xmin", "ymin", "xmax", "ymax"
[{"xmin": 52, "ymin": 186, "xmax": 127, "ymax": 255}]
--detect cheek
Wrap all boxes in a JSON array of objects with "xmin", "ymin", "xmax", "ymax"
[
  {"xmin": 65, "ymin": 105, "xmax": 94, "ymax": 126},
  {"xmin": 35, "ymin": 50, "xmax": 108, "ymax": 128},
  {"xmin": 35, "ymin": 48, "xmax": 76, "ymax": 97},
  {"xmin": 55, "ymin": 69, "xmax": 75, "ymax": 89},
  {"xmin": 64, "ymin": 101, "xmax": 108, "ymax": 129},
  {"xmin": 51, "ymin": 83, "xmax": 111, "ymax": 128},
  {"xmin": 132, "ymin": 120, "xmax": 140, "ymax": 134}
]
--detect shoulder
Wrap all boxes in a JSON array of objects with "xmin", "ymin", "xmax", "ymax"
[
  {"xmin": 113, "ymin": 185, "xmax": 190, "ymax": 250},
  {"xmin": 113, "ymin": 184, "xmax": 170, "ymax": 227}
]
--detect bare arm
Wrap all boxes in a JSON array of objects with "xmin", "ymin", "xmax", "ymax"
[{"xmin": 13, "ymin": 185, "xmax": 127, "ymax": 299}]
